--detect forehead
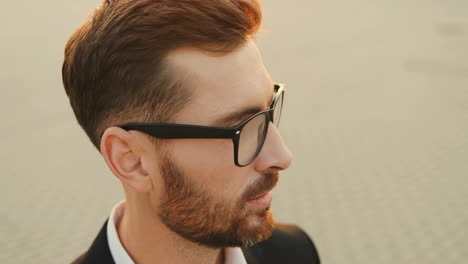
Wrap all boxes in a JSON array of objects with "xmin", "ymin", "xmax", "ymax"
[{"xmin": 167, "ymin": 40, "xmax": 273, "ymax": 125}]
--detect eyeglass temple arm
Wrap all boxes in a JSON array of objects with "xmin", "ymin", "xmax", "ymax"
[{"xmin": 119, "ymin": 123, "xmax": 237, "ymax": 139}]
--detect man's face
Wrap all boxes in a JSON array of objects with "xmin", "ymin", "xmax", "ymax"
[{"xmin": 145, "ymin": 40, "xmax": 293, "ymax": 248}]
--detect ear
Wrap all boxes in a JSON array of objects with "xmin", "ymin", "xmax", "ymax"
[{"xmin": 100, "ymin": 127, "xmax": 152, "ymax": 193}]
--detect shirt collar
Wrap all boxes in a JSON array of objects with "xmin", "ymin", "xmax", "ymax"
[
  {"xmin": 107, "ymin": 200, "xmax": 135, "ymax": 264},
  {"xmin": 107, "ymin": 200, "xmax": 247, "ymax": 264}
]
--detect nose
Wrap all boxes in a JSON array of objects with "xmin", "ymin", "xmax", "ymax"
[{"xmin": 254, "ymin": 123, "xmax": 293, "ymax": 172}]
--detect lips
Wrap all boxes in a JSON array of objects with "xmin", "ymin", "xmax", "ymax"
[
  {"xmin": 247, "ymin": 191, "xmax": 273, "ymax": 208},
  {"xmin": 249, "ymin": 190, "xmax": 271, "ymax": 201}
]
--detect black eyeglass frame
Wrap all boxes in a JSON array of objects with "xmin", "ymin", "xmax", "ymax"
[{"xmin": 118, "ymin": 84, "xmax": 285, "ymax": 167}]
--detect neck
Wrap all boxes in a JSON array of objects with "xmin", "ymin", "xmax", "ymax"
[{"xmin": 118, "ymin": 197, "xmax": 224, "ymax": 264}]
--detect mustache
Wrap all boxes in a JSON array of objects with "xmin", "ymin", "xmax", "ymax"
[{"xmin": 242, "ymin": 172, "xmax": 279, "ymax": 201}]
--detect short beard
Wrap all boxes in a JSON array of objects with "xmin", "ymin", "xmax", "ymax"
[{"xmin": 157, "ymin": 154, "xmax": 278, "ymax": 248}]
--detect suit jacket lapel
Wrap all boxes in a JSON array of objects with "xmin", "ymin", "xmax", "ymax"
[
  {"xmin": 241, "ymin": 246, "xmax": 262, "ymax": 264},
  {"xmin": 80, "ymin": 220, "xmax": 115, "ymax": 264}
]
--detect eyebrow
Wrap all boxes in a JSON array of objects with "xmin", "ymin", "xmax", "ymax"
[{"xmin": 213, "ymin": 88, "xmax": 276, "ymax": 127}]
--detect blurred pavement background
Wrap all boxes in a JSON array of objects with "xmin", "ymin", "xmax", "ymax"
[{"xmin": 0, "ymin": 0, "xmax": 467, "ymax": 263}]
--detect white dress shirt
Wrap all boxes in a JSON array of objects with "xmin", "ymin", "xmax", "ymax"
[{"xmin": 107, "ymin": 201, "xmax": 247, "ymax": 264}]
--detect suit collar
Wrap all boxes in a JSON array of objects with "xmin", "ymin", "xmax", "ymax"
[
  {"xmin": 241, "ymin": 247, "xmax": 261, "ymax": 264},
  {"xmin": 80, "ymin": 219, "xmax": 115, "ymax": 264}
]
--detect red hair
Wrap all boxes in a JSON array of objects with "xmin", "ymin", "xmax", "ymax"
[{"xmin": 62, "ymin": 0, "xmax": 262, "ymax": 149}]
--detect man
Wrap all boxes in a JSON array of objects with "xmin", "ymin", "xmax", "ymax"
[{"xmin": 63, "ymin": 0, "xmax": 320, "ymax": 263}]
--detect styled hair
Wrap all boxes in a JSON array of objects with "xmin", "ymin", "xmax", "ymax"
[{"xmin": 62, "ymin": 0, "xmax": 262, "ymax": 149}]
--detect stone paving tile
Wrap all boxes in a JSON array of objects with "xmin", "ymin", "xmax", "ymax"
[{"xmin": 1, "ymin": 1, "xmax": 467, "ymax": 263}]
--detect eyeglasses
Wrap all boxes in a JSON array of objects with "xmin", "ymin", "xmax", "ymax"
[{"xmin": 118, "ymin": 84, "xmax": 285, "ymax": 167}]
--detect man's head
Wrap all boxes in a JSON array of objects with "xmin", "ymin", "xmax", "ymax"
[{"xmin": 63, "ymin": 0, "xmax": 292, "ymax": 248}]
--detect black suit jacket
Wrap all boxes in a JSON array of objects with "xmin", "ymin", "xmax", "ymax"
[{"xmin": 72, "ymin": 220, "xmax": 320, "ymax": 264}]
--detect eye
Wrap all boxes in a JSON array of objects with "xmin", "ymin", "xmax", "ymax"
[{"xmin": 226, "ymin": 114, "xmax": 255, "ymax": 127}]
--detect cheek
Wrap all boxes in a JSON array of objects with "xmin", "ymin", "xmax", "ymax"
[
  {"xmin": 172, "ymin": 138, "xmax": 233, "ymax": 168},
  {"xmin": 141, "ymin": 149, "xmax": 167, "ymax": 208},
  {"xmin": 169, "ymin": 138, "xmax": 248, "ymax": 197}
]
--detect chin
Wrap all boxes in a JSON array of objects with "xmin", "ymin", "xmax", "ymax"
[
  {"xmin": 246, "ymin": 207, "xmax": 270, "ymax": 225},
  {"xmin": 237, "ymin": 208, "xmax": 275, "ymax": 247}
]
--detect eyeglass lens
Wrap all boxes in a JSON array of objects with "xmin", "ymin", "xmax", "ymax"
[
  {"xmin": 238, "ymin": 114, "xmax": 267, "ymax": 165},
  {"xmin": 237, "ymin": 91, "xmax": 283, "ymax": 165}
]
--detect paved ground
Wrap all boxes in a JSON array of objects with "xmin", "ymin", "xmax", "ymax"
[{"xmin": 1, "ymin": 0, "xmax": 467, "ymax": 263}]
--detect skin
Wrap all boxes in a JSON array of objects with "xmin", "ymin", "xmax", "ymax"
[{"xmin": 100, "ymin": 39, "xmax": 293, "ymax": 264}]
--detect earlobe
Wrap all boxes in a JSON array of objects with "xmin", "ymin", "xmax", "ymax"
[{"xmin": 100, "ymin": 127, "xmax": 153, "ymax": 193}]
